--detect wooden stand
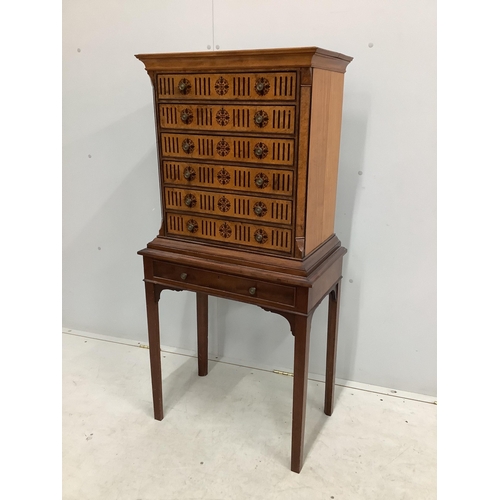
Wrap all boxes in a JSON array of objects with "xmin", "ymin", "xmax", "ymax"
[{"xmin": 139, "ymin": 234, "xmax": 345, "ymax": 473}]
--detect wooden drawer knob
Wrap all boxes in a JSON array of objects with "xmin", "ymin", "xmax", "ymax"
[
  {"xmin": 180, "ymin": 273, "xmax": 188, "ymax": 280},
  {"xmin": 248, "ymin": 287, "xmax": 256, "ymax": 295}
]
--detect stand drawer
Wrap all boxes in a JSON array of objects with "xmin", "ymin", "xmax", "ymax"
[{"xmin": 151, "ymin": 260, "xmax": 296, "ymax": 307}]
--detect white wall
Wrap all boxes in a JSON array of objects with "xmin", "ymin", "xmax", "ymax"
[{"xmin": 63, "ymin": 0, "xmax": 436, "ymax": 396}]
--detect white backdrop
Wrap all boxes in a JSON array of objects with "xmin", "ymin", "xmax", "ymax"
[{"xmin": 63, "ymin": 0, "xmax": 436, "ymax": 396}]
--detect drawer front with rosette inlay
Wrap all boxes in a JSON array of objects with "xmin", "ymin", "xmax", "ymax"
[
  {"xmin": 164, "ymin": 187, "xmax": 293, "ymax": 225},
  {"xmin": 165, "ymin": 212, "xmax": 293, "ymax": 254},
  {"xmin": 162, "ymin": 161, "xmax": 294, "ymax": 197},
  {"xmin": 160, "ymin": 133, "xmax": 294, "ymax": 166},
  {"xmin": 156, "ymin": 72, "xmax": 297, "ymax": 101},
  {"xmin": 159, "ymin": 104, "xmax": 296, "ymax": 135}
]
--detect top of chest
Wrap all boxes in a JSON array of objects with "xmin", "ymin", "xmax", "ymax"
[{"xmin": 135, "ymin": 47, "xmax": 352, "ymax": 92}]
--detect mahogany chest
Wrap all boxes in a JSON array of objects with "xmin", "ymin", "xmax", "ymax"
[
  {"xmin": 136, "ymin": 47, "xmax": 352, "ymax": 260},
  {"xmin": 136, "ymin": 47, "xmax": 352, "ymax": 473}
]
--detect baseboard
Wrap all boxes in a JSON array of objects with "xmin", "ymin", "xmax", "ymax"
[{"xmin": 62, "ymin": 328, "xmax": 436, "ymax": 404}]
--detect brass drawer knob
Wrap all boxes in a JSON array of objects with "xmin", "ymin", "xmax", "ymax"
[
  {"xmin": 255, "ymin": 78, "xmax": 269, "ymax": 96},
  {"xmin": 182, "ymin": 139, "xmax": 194, "ymax": 153},
  {"xmin": 180, "ymin": 109, "xmax": 193, "ymax": 124},
  {"xmin": 184, "ymin": 194, "xmax": 196, "ymax": 207},
  {"xmin": 254, "ymin": 110, "xmax": 268, "ymax": 127},
  {"xmin": 254, "ymin": 173, "xmax": 268, "ymax": 188},
  {"xmin": 183, "ymin": 166, "xmax": 195, "ymax": 181},
  {"xmin": 178, "ymin": 78, "xmax": 191, "ymax": 94},
  {"xmin": 186, "ymin": 220, "xmax": 198, "ymax": 233},
  {"xmin": 253, "ymin": 142, "xmax": 268, "ymax": 159},
  {"xmin": 180, "ymin": 273, "xmax": 188, "ymax": 280},
  {"xmin": 253, "ymin": 202, "xmax": 267, "ymax": 217},
  {"xmin": 249, "ymin": 287, "xmax": 256, "ymax": 295},
  {"xmin": 254, "ymin": 229, "xmax": 268, "ymax": 244}
]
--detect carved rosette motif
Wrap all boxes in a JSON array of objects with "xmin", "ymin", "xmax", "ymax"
[
  {"xmin": 182, "ymin": 138, "xmax": 195, "ymax": 154},
  {"xmin": 254, "ymin": 228, "xmax": 268, "ymax": 244},
  {"xmin": 254, "ymin": 77, "xmax": 270, "ymax": 96},
  {"xmin": 253, "ymin": 142, "xmax": 268, "ymax": 159},
  {"xmin": 253, "ymin": 201, "xmax": 267, "ymax": 217},
  {"xmin": 180, "ymin": 108, "xmax": 193, "ymax": 124},
  {"xmin": 183, "ymin": 166, "xmax": 196, "ymax": 181},
  {"xmin": 254, "ymin": 110, "xmax": 269, "ymax": 128},
  {"xmin": 216, "ymin": 108, "xmax": 230, "ymax": 126},
  {"xmin": 219, "ymin": 222, "xmax": 232, "ymax": 238},
  {"xmin": 217, "ymin": 196, "xmax": 231, "ymax": 212},
  {"xmin": 184, "ymin": 194, "xmax": 196, "ymax": 208},
  {"xmin": 178, "ymin": 78, "xmax": 191, "ymax": 95},
  {"xmin": 254, "ymin": 172, "xmax": 269, "ymax": 188},
  {"xmin": 216, "ymin": 139, "xmax": 230, "ymax": 157},
  {"xmin": 186, "ymin": 219, "xmax": 198, "ymax": 233},
  {"xmin": 217, "ymin": 168, "xmax": 231, "ymax": 185},
  {"xmin": 215, "ymin": 76, "xmax": 229, "ymax": 95}
]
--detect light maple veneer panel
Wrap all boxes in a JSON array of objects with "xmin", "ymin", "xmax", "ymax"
[{"xmin": 305, "ymin": 69, "xmax": 345, "ymax": 255}]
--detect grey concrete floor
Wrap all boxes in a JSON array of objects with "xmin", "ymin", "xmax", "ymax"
[{"xmin": 62, "ymin": 333, "xmax": 436, "ymax": 500}]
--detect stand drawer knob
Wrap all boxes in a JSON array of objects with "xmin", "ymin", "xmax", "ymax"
[
  {"xmin": 249, "ymin": 287, "xmax": 256, "ymax": 295},
  {"xmin": 180, "ymin": 273, "xmax": 188, "ymax": 280}
]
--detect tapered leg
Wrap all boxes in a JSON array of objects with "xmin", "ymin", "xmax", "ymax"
[
  {"xmin": 196, "ymin": 292, "xmax": 209, "ymax": 376},
  {"xmin": 291, "ymin": 314, "xmax": 312, "ymax": 473},
  {"xmin": 145, "ymin": 282, "xmax": 164, "ymax": 421},
  {"xmin": 324, "ymin": 281, "xmax": 341, "ymax": 416}
]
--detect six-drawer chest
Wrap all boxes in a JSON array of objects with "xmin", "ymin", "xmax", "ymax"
[{"xmin": 136, "ymin": 47, "xmax": 352, "ymax": 473}]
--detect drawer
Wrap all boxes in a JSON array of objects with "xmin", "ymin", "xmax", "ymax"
[
  {"xmin": 165, "ymin": 212, "xmax": 293, "ymax": 254},
  {"xmin": 160, "ymin": 133, "xmax": 294, "ymax": 166},
  {"xmin": 152, "ymin": 260, "xmax": 296, "ymax": 307},
  {"xmin": 159, "ymin": 104, "xmax": 295, "ymax": 134},
  {"xmin": 163, "ymin": 161, "xmax": 294, "ymax": 196},
  {"xmin": 164, "ymin": 187, "xmax": 293, "ymax": 225},
  {"xmin": 156, "ymin": 72, "xmax": 297, "ymax": 101}
]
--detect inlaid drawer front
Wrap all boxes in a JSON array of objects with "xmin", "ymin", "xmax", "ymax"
[
  {"xmin": 156, "ymin": 72, "xmax": 296, "ymax": 101},
  {"xmin": 166, "ymin": 212, "xmax": 292, "ymax": 254},
  {"xmin": 164, "ymin": 187, "xmax": 293, "ymax": 225},
  {"xmin": 161, "ymin": 133, "xmax": 294, "ymax": 166},
  {"xmin": 159, "ymin": 104, "xmax": 295, "ymax": 134},
  {"xmin": 152, "ymin": 261, "xmax": 296, "ymax": 307},
  {"xmin": 163, "ymin": 161, "xmax": 294, "ymax": 196}
]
